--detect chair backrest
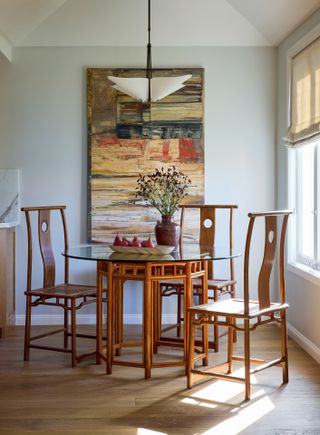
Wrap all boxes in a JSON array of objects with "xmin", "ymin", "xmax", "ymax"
[
  {"xmin": 179, "ymin": 204, "xmax": 238, "ymax": 280},
  {"xmin": 243, "ymin": 210, "xmax": 292, "ymax": 313},
  {"xmin": 21, "ymin": 206, "xmax": 69, "ymax": 290}
]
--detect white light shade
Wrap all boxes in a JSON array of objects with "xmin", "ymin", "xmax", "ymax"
[
  {"xmin": 109, "ymin": 77, "xmax": 149, "ymax": 102},
  {"xmin": 108, "ymin": 74, "xmax": 192, "ymax": 102},
  {"xmin": 151, "ymin": 75, "xmax": 192, "ymax": 101}
]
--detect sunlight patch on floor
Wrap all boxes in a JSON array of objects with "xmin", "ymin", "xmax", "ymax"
[
  {"xmin": 191, "ymin": 380, "xmax": 245, "ymax": 403},
  {"xmin": 199, "ymin": 395, "xmax": 274, "ymax": 435},
  {"xmin": 186, "ymin": 368, "xmax": 258, "ymax": 404},
  {"xmin": 181, "ymin": 368, "xmax": 274, "ymax": 434}
]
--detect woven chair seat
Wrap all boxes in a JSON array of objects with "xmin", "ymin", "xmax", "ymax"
[
  {"xmin": 193, "ymin": 278, "xmax": 236, "ymax": 290},
  {"xmin": 25, "ymin": 284, "xmax": 96, "ymax": 299}
]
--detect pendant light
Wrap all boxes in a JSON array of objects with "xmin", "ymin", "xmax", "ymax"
[{"xmin": 107, "ymin": 0, "xmax": 191, "ymax": 103}]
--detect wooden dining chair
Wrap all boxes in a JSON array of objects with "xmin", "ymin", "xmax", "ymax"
[
  {"xmin": 22, "ymin": 205, "xmax": 97, "ymax": 367},
  {"xmin": 160, "ymin": 204, "xmax": 238, "ymax": 351},
  {"xmin": 186, "ymin": 210, "xmax": 292, "ymax": 401}
]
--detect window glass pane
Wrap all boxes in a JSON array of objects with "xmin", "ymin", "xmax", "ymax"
[{"xmin": 299, "ymin": 144, "xmax": 315, "ymax": 258}]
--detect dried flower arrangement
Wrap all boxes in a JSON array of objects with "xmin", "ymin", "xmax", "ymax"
[{"xmin": 135, "ymin": 166, "xmax": 192, "ymax": 217}]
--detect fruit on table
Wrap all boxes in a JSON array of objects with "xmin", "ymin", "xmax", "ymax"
[
  {"xmin": 113, "ymin": 233, "xmax": 122, "ymax": 246},
  {"xmin": 121, "ymin": 237, "xmax": 130, "ymax": 246},
  {"xmin": 141, "ymin": 237, "xmax": 154, "ymax": 248},
  {"xmin": 130, "ymin": 236, "xmax": 142, "ymax": 247},
  {"xmin": 112, "ymin": 234, "xmax": 155, "ymax": 248}
]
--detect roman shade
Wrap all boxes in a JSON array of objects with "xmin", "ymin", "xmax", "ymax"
[{"xmin": 285, "ymin": 36, "xmax": 320, "ymax": 148}]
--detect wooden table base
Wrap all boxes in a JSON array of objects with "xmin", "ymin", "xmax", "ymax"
[{"xmin": 96, "ymin": 260, "xmax": 208, "ymax": 378}]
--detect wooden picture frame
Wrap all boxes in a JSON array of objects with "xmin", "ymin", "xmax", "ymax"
[{"xmin": 87, "ymin": 68, "xmax": 204, "ymax": 242}]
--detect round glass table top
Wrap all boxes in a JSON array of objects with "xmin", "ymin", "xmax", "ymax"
[{"xmin": 63, "ymin": 243, "xmax": 241, "ymax": 263}]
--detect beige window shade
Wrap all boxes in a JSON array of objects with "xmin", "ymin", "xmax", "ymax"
[{"xmin": 285, "ymin": 36, "xmax": 320, "ymax": 148}]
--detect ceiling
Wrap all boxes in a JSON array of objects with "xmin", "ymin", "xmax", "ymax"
[{"xmin": 0, "ymin": 0, "xmax": 320, "ymax": 61}]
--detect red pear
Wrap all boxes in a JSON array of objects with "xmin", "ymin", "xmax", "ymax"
[
  {"xmin": 121, "ymin": 237, "xmax": 130, "ymax": 246},
  {"xmin": 113, "ymin": 233, "xmax": 122, "ymax": 246},
  {"xmin": 141, "ymin": 237, "xmax": 154, "ymax": 248},
  {"xmin": 130, "ymin": 236, "xmax": 142, "ymax": 247}
]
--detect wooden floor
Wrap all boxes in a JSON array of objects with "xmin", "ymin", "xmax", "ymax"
[{"xmin": 0, "ymin": 324, "xmax": 319, "ymax": 435}]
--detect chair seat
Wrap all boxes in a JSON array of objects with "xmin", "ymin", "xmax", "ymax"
[
  {"xmin": 188, "ymin": 298, "xmax": 289, "ymax": 319},
  {"xmin": 25, "ymin": 284, "xmax": 96, "ymax": 299}
]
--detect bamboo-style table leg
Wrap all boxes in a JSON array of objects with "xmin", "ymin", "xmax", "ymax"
[
  {"xmin": 202, "ymin": 261, "xmax": 209, "ymax": 366},
  {"xmin": 143, "ymin": 263, "xmax": 152, "ymax": 379},
  {"xmin": 184, "ymin": 263, "xmax": 192, "ymax": 366},
  {"xmin": 106, "ymin": 261, "xmax": 114, "ymax": 374},
  {"xmin": 96, "ymin": 261, "xmax": 103, "ymax": 364},
  {"xmin": 153, "ymin": 280, "xmax": 161, "ymax": 354},
  {"xmin": 115, "ymin": 278, "xmax": 123, "ymax": 356}
]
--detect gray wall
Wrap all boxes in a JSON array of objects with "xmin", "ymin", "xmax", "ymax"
[
  {"xmin": 277, "ymin": 10, "xmax": 320, "ymax": 357},
  {"xmin": 0, "ymin": 45, "xmax": 276, "ymax": 323}
]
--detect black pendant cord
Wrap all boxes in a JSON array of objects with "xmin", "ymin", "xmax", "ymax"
[{"xmin": 146, "ymin": 0, "xmax": 152, "ymax": 101}]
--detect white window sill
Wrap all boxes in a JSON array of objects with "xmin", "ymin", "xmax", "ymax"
[{"xmin": 287, "ymin": 261, "xmax": 320, "ymax": 286}]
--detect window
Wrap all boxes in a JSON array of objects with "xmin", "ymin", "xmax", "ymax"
[
  {"xmin": 287, "ymin": 32, "xmax": 320, "ymax": 278},
  {"xmin": 289, "ymin": 141, "xmax": 320, "ymax": 270}
]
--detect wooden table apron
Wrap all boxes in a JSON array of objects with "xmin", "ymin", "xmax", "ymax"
[{"xmin": 95, "ymin": 259, "xmax": 208, "ymax": 379}]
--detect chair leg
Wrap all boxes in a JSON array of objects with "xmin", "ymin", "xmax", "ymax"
[
  {"xmin": 244, "ymin": 319, "xmax": 251, "ymax": 400},
  {"xmin": 227, "ymin": 317, "xmax": 234, "ymax": 374},
  {"xmin": 115, "ymin": 279, "xmax": 123, "ymax": 356},
  {"xmin": 202, "ymin": 319, "xmax": 209, "ymax": 366},
  {"xmin": 187, "ymin": 311, "xmax": 195, "ymax": 388},
  {"xmin": 159, "ymin": 286, "xmax": 163, "ymax": 334},
  {"xmin": 233, "ymin": 331, "xmax": 237, "ymax": 343},
  {"xmin": 24, "ymin": 294, "xmax": 32, "ymax": 361},
  {"xmin": 71, "ymin": 299, "xmax": 77, "ymax": 367},
  {"xmin": 106, "ymin": 268, "xmax": 114, "ymax": 375},
  {"xmin": 231, "ymin": 285, "xmax": 237, "ymax": 343},
  {"xmin": 96, "ymin": 265, "xmax": 104, "ymax": 365},
  {"xmin": 281, "ymin": 309, "xmax": 289, "ymax": 383},
  {"xmin": 177, "ymin": 288, "xmax": 182, "ymax": 337},
  {"xmin": 214, "ymin": 289, "xmax": 219, "ymax": 352},
  {"xmin": 153, "ymin": 281, "xmax": 160, "ymax": 354},
  {"xmin": 201, "ymin": 271, "xmax": 209, "ymax": 366},
  {"xmin": 64, "ymin": 299, "xmax": 68, "ymax": 349}
]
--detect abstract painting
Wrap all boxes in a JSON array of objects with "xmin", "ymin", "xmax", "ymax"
[{"xmin": 87, "ymin": 68, "xmax": 204, "ymax": 242}]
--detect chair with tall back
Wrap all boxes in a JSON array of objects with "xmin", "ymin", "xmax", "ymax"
[
  {"xmin": 186, "ymin": 210, "xmax": 292, "ymax": 401},
  {"xmin": 22, "ymin": 205, "xmax": 97, "ymax": 367},
  {"xmin": 160, "ymin": 204, "xmax": 238, "ymax": 351}
]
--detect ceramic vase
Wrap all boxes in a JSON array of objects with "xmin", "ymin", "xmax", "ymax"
[{"xmin": 155, "ymin": 215, "xmax": 180, "ymax": 248}]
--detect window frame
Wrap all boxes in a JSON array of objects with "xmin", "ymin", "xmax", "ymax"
[{"xmin": 294, "ymin": 142, "xmax": 318, "ymax": 266}]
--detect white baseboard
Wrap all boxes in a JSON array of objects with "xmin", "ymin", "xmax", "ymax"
[
  {"xmin": 287, "ymin": 322, "xmax": 320, "ymax": 364},
  {"xmin": 15, "ymin": 314, "xmax": 177, "ymax": 326}
]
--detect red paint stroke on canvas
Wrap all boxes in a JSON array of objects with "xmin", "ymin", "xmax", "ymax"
[
  {"xmin": 118, "ymin": 139, "xmax": 145, "ymax": 150},
  {"xmin": 179, "ymin": 138, "xmax": 198, "ymax": 161},
  {"xmin": 97, "ymin": 136, "xmax": 118, "ymax": 147},
  {"xmin": 97, "ymin": 137, "xmax": 144, "ymax": 150},
  {"xmin": 162, "ymin": 141, "xmax": 173, "ymax": 161}
]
